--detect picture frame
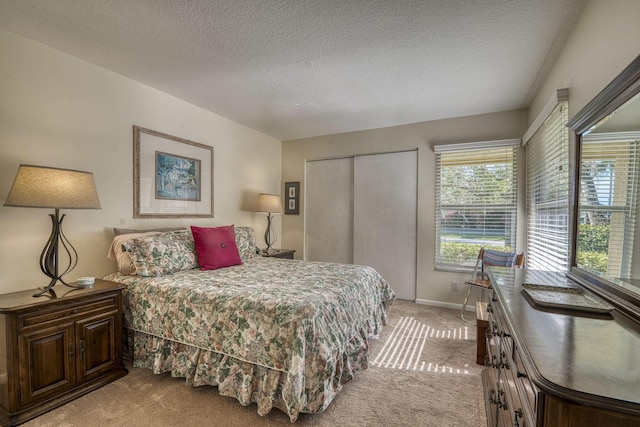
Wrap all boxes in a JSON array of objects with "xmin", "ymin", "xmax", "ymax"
[
  {"xmin": 133, "ymin": 125, "xmax": 214, "ymax": 218},
  {"xmin": 284, "ymin": 182, "xmax": 300, "ymax": 215}
]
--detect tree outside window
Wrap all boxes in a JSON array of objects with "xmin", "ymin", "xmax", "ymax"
[
  {"xmin": 577, "ymin": 139, "xmax": 639, "ymax": 277},
  {"xmin": 435, "ymin": 146, "xmax": 518, "ymax": 269}
]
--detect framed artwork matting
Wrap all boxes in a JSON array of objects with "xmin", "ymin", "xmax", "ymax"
[
  {"xmin": 285, "ymin": 181, "xmax": 300, "ymax": 215},
  {"xmin": 133, "ymin": 125, "xmax": 214, "ymax": 218}
]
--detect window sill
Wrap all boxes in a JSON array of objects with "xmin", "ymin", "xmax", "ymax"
[{"xmin": 435, "ymin": 265, "xmax": 474, "ymax": 274}]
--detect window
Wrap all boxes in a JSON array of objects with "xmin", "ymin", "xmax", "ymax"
[
  {"xmin": 435, "ymin": 141, "xmax": 519, "ymax": 269},
  {"xmin": 577, "ymin": 133, "xmax": 640, "ymax": 278},
  {"xmin": 525, "ymin": 100, "xmax": 570, "ymax": 271}
]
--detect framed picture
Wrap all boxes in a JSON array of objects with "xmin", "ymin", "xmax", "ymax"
[
  {"xmin": 284, "ymin": 182, "xmax": 300, "ymax": 215},
  {"xmin": 133, "ymin": 125, "xmax": 214, "ymax": 218}
]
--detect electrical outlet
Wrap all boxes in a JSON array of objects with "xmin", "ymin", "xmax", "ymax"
[{"xmin": 451, "ymin": 280, "xmax": 459, "ymax": 292}]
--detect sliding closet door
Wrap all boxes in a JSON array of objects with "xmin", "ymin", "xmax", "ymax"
[
  {"xmin": 305, "ymin": 158, "xmax": 354, "ymax": 263},
  {"xmin": 353, "ymin": 151, "xmax": 417, "ymax": 300}
]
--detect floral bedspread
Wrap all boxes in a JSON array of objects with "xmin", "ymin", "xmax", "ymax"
[{"xmin": 105, "ymin": 257, "xmax": 395, "ymax": 421}]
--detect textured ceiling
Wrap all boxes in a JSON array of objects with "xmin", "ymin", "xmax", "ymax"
[{"xmin": 0, "ymin": 0, "xmax": 588, "ymax": 140}]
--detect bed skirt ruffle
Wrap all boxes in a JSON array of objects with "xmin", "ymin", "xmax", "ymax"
[{"xmin": 124, "ymin": 302, "xmax": 389, "ymax": 422}]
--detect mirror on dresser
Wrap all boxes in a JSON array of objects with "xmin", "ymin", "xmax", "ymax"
[{"xmin": 568, "ymin": 54, "xmax": 640, "ymax": 316}]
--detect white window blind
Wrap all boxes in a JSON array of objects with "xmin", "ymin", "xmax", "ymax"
[
  {"xmin": 578, "ymin": 134, "xmax": 640, "ymax": 278},
  {"xmin": 435, "ymin": 143, "xmax": 518, "ymax": 269},
  {"xmin": 525, "ymin": 100, "xmax": 570, "ymax": 271}
]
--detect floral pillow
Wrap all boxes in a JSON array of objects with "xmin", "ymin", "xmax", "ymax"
[
  {"xmin": 124, "ymin": 230, "xmax": 199, "ymax": 276},
  {"xmin": 107, "ymin": 231, "xmax": 162, "ymax": 275},
  {"xmin": 234, "ymin": 226, "xmax": 259, "ymax": 262}
]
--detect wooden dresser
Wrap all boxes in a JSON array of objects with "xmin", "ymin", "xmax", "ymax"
[
  {"xmin": 0, "ymin": 280, "xmax": 127, "ymax": 426},
  {"xmin": 481, "ymin": 267, "xmax": 640, "ymax": 427}
]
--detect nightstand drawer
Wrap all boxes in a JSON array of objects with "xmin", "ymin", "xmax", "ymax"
[{"xmin": 18, "ymin": 294, "xmax": 119, "ymax": 331}]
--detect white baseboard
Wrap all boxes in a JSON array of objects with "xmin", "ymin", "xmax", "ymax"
[{"xmin": 414, "ymin": 298, "xmax": 474, "ymax": 312}]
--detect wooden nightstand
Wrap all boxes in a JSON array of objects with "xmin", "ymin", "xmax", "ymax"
[
  {"xmin": 0, "ymin": 279, "xmax": 127, "ymax": 426},
  {"xmin": 261, "ymin": 249, "xmax": 296, "ymax": 259}
]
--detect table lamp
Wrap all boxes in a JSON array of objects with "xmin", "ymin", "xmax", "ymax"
[
  {"xmin": 4, "ymin": 165, "xmax": 102, "ymax": 296},
  {"xmin": 255, "ymin": 193, "xmax": 282, "ymax": 253}
]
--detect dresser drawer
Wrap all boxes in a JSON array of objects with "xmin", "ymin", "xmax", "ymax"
[
  {"xmin": 482, "ymin": 367, "xmax": 499, "ymax": 426},
  {"xmin": 497, "ymin": 367, "xmax": 520, "ymax": 426},
  {"xmin": 486, "ymin": 302, "xmax": 513, "ymax": 368},
  {"xmin": 500, "ymin": 354, "xmax": 533, "ymax": 426},
  {"xmin": 512, "ymin": 342, "xmax": 538, "ymax": 425},
  {"xmin": 489, "ymin": 300, "xmax": 513, "ymax": 356}
]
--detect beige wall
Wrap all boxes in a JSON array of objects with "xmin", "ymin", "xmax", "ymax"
[
  {"xmin": 529, "ymin": 0, "xmax": 640, "ymax": 124},
  {"xmin": 2, "ymin": 0, "xmax": 637, "ymax": 302},
  {"xmin": 554, "ymin": 0, "xmax": 640, "ymax": 282},
  {"xmin": 282, "ymin": 0, "xmax": 640, "ymax": 306},
  {"xmin": 282, "ymin": 110, "xmax": 528, "ymax": 306},
  {"xmin": 529, "ymin": 0, "xmax": 640, "ymax": 282},
  {"xmin": 0, "ymin": 29, "xmax": 282, "ymax": 293}
]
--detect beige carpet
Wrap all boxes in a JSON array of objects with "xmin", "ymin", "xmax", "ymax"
[{"xmin": 24, "ymin": 301, "xmax": 486, "ymax": 427}]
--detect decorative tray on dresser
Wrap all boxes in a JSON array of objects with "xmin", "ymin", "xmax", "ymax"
[
  {"xmin": 520, "ymin": 283, "xmax": 615, "ymax": 314},
  {"xmin": 480, "ymin": 267, "xmax": 640, "ymax": 427}
]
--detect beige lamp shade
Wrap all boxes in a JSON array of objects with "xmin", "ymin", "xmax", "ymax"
[
  {"xmin": 255, "ymin": 193, "xmax": 282, "ymax": 214},
  {"xmin": 4, "ymin": 164, "xmax": 101, "ymax": 209}
]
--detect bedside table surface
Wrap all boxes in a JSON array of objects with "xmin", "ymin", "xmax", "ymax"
[
  {"xmin": 261, "ymin": 249, "xmax": 296, "ymax": 259},
  {"xmin": 0, "ymin": 279, "xmax": 124, "ymax": 312}
]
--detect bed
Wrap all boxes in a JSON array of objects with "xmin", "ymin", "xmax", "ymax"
[{"xmin": 104, "ymin": 226, "xmax": 395, "ymax": 422}]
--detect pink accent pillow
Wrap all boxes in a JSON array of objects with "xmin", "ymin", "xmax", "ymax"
[{"xmin": 191, "ymin": 225, "xmax": 243, "ymax": 270}]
